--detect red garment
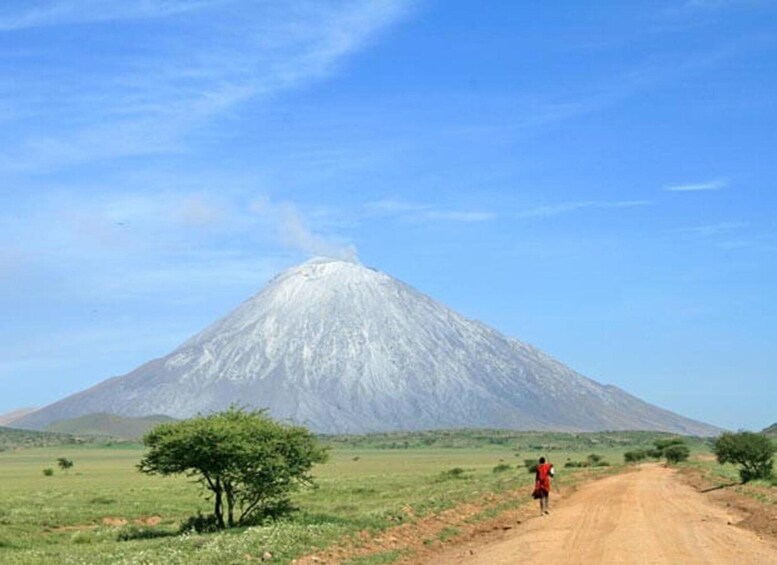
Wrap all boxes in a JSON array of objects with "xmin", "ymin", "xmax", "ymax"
[{"xmin": 535, "ymin": 462, "xmax": 552, "ymax": 494}]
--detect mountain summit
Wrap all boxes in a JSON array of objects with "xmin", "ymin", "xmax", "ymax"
[{"xmin": 15, "ymin": 258, "xmax": 718, "ymax": 435}]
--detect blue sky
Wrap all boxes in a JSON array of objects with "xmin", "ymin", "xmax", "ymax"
[{"xmin": 1, "ymin": 0, "xmax": 775, "ymax": 430}]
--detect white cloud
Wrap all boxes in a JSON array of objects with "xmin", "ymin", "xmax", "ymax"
[
  {"xmin": 516, "ymin": 200, "xmax": 651, "ymax": 219},
  {"xmin": 0, "ymin": 1, "xmax": 224, "ymax": 31},
  {"xmin": 364, "ymin": 199, "xmax": 497, "ymax": 223},
  {"xmin": 671, "ymin": 221, "xmax": 748, "ymax": 237},
  {"xmin": 423, "ymin": 211, "xmax": 496, "ymax": 222},
  {"xmin": 0, "ymin": 1, "xmax": 411, "ymax": 171},
  {"xmin": 663, "ymin": 178, "xmax": 728, "ymax": 192}
]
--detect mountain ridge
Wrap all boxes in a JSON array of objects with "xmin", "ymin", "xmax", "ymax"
[{"xmin": 13, "ymin": 258, "xmax": 721, "ymax": 435}]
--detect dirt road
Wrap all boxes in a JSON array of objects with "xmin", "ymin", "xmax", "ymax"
[{"xmin": 422, "ymin": 464, "xmax": 777, "ymax": 565}]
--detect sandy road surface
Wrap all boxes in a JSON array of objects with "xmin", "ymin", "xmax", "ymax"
[{"xmin": 422, "ymin": 464, "xmax": 777, "ymax": 565}]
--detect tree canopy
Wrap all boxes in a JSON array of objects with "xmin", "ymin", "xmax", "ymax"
[
  {"xmin": 713, "ymin": 431, "xmax": 775, "ymax": 483},
  {"xmin": 138, "ymin": 407, "xmax": 328, "ymax": 529}
]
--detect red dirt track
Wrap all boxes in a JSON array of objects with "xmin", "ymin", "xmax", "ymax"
[{"xmin": 420, "ymin": 464, "xmax": 777, "ymax": 565}]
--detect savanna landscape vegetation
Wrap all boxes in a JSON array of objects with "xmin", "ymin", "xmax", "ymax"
[{"xmin": 0, "ymin": 414, "xmax": 775, "ymax": 564}]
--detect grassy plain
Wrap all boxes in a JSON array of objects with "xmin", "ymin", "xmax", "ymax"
[{"xmin": 0, "ymin": 431, "xmax": 702, "ymax": 564}]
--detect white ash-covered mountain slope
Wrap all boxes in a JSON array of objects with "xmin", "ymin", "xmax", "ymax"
[{"xmin": 15, "ymin": 258, "xmax": 719, "ymax": 435}]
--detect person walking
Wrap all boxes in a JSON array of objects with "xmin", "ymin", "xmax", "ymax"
[{"xmin": 533, "ymin": 456, "xmax": 554, "ymax": 515}]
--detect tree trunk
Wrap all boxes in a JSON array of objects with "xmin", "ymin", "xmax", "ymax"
[
  {"xmin": 225, "ymin": 481, "xmax": 235, "ymax": 528},
  {"xmin": 213, "ymin": 478, "xmax": 225, "ymax": 529}
]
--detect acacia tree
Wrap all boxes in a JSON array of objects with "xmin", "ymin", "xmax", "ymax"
[
  {"xmin": 57, "ymin": 457, "xmax": 74, "ymax": 473},
  {"xmin": 138, "ymin": 407, "xmax": 328, "ymax": 529},
  {"xmin": 713, "ymin": 432, "xmax": 775, "ymax": 483}
]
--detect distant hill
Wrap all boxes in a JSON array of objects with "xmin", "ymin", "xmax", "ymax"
[
  {"xmin": 763, "ymin": 423, "xmax": 777, "ymax": 438},
  {"xmin": 0, "ymin": 407, "xmax": 38, "ymax": 426},
  {"xmin": 44, "ymin": 413, "xmax": 176, "ymax": 439},
  {"xmin": 0, "ymin": 426, "xmax": 82, "ymax": 451}
]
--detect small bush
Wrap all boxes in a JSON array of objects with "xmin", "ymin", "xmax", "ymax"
[
  {"xmin": 42, "ymin": 468, "xmax": 54, "ymax": 476},
  {"xmin": 564, "ymin": 461, "xmax": 585, "ymax": 468},
  {"xmin": 437, "ymin": 467, "xmax": 468, "ymax": 481},
  {"xmin": 624, "ymin": 450, "xmax": 647, "ymax": 463},
  {"xmin": 524, "ymin": 459, "xmax": 538, "ymax": 473},
  {"xmin": 492, "ymin": 463, "xmax": 511, "ymax": 473},
  {"xmin": 70, "ymin": 531, "xmax": 96, "ymax": 545},
  {"xmin": 117, "ymin": 525, "xmax": 174, "ymax": 541},
  {"xmin": 664, "ymin": 444, "xmax": 690, "ymax": 464},
  {"xmin": 586, "ymin": 453, "xmax": 603, "ymax": 465},
  {"xmin": 178, "ymin": 512, "xmax": 221, "ymax": 534}
]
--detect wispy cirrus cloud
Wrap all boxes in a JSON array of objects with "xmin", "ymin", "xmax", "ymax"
[
  {"xmin": 515, "ymin": 200, "xmax": 651, "ymax": 219},
  {"xmin": 0, "ymin": 1, "xmax": 412, "ymax": 172},
  {"xmin": 671, "ymin": 221, "xmax": 748, "ymax": 237},
  {"xmin": 0, "ymin": 0, "xmax": 219, "ymax": 30},
  {"xmin": 663, "ymin": 178, "xmax": 728, "ymax": 192},
  {"xmin": 364, "ymin": 199, "xmax": 496, "ymax": 223}
]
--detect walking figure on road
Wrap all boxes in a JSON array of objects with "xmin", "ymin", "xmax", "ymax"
[{"xmin": 532, "ymin": 456, "xmax": 554, "ymax": 515}]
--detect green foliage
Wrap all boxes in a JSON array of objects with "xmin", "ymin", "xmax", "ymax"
[
  {"xmin": 586, "ymin": 453, "xmax": 602, "ymax": 465},
  {"xmin": 116, "ymin": 525, "xmax": 175, "ymax": 541},
  {"xmin": 713, "ymin": 431, "xmax": 775, "ymax": 483},
  {"xmin": 564, "ymin": 460, "xmax": 584, "ymax": 468},
  {"xmin": 0, "ymin": 426, "xmax": 88, "ymax": 450},
  {"xmin": 492, "ymin": 463, "xmax": 511, "ymax": 473},
  {"xmin": 653, "ymin": 437, "xmax": 685, "ymax": 452},
  {"xmin": 42, "ymin": 468, "xmax": 54, "ymax": 476},
  {"xmin": 178, "ymin": 511, "xmax": 221, "ymax": 534},
  {"xmin": 57, "ymin": 457, "xmax": 73, "ymax": 472},
  {"xmin": 524, "ymin": 459, "xmax": 538, "ymax": 473},
  {"xmin": 436, "ymin": 467, "xmax": 468, "ymax": 481},
  {"xmin": 663, "ymin": 444, "xmax": 690, "ymax": 464},
  {"xmin": 322, "ymin": 429, "xmax": 707, "ymax": 451},
  {"xmin": 623, "ymin": 450, "xmax": 647, "ymax": 463},
  {"xmin": 650, "ymin": 437, "xmax": 690, "ymax": 464},
  {"xmin": 138, "ymin": 407, "xmax": 328, "ymax": 529}
]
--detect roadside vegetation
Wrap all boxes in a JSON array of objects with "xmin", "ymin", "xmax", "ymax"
[{"xmin": 713, "ymin": 431, "xmax": 775, "ymax": 483}]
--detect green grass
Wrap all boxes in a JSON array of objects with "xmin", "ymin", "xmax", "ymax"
[
  {"xmin": 685, "ymin": 456, "xmax": 777, "ymax": 505},
  {"xmin": 0, "ymin": 430, "xmax": 694, "ymax": 564}
]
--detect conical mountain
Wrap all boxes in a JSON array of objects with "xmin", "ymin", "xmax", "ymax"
[{"xmin": 15, "ymin": 258, "xmax": 719, "ymax": 435}]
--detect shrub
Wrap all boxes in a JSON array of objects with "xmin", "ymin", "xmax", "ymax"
[
  {"xmin": 42, "ymin": 468, "xmax": 54, "ymax": 476},
  {"xmin": 663, "ymin": 444, "xmax": 690, "ymax": 464},
  {"xmin": 116, "ymin": 526, "xmax": 174, "ymax": 541},
  {"xmin": 437, "ymin": 467, "xmax": 468, "ymax": 480},
  {"xmin": 524, "ymin": 459, "xmax": 538, "ymax": 473},
  {"xmin": 492, "ymin": 463, "xmax": 511, "ymax": 473},
  {"xmin": 713, "ymin": 432, "xmax": 775, "ymax": 483},
  {"xmin": 586, "ymin": 453, "xmax": 602, "ymax": 465},
  {"xmin": 624, "ymin": 450, "xmax": 647, "ymax": 463},
  {"xmin": 178, "ymin": 512, "xmax": 221, "ymax": 534}
]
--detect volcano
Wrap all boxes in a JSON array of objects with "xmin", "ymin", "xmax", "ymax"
[{"xmin": 14, "ymin": 258, "xmax": 718, "ymax": 435}]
